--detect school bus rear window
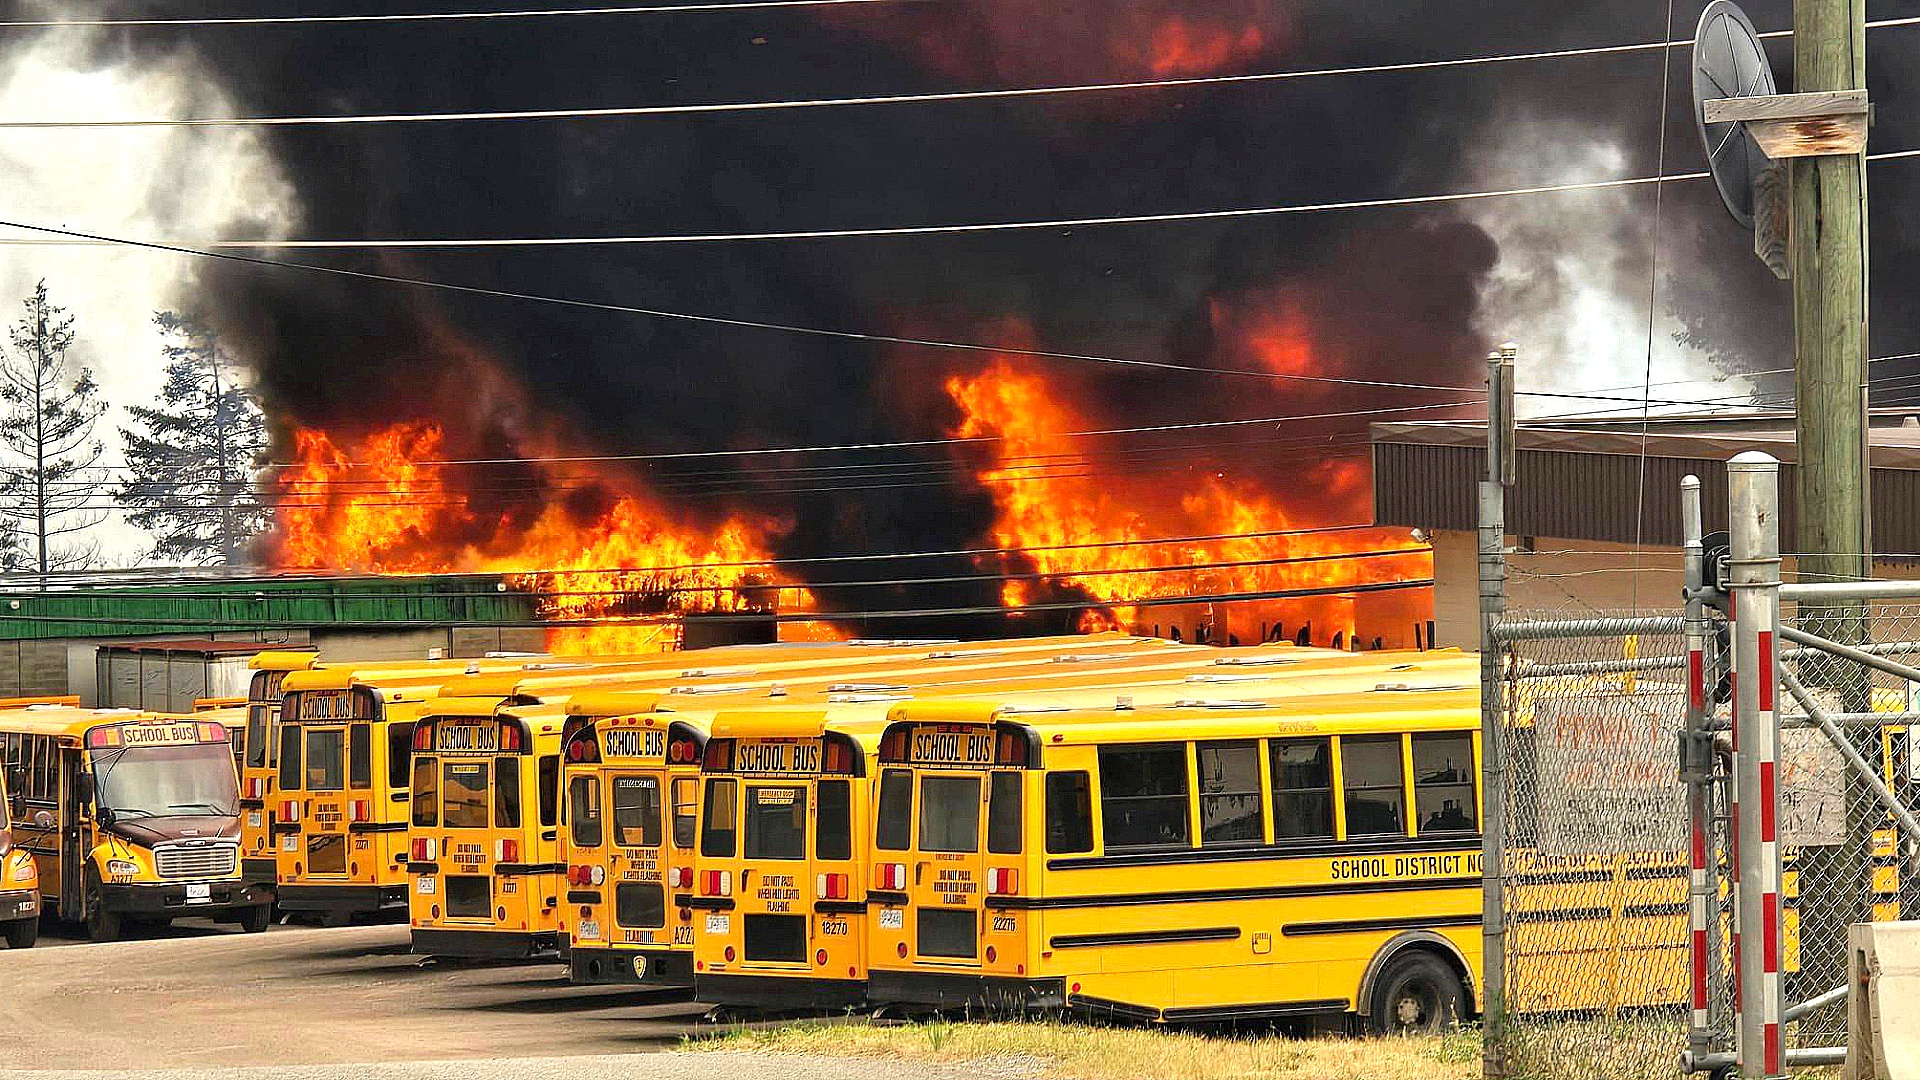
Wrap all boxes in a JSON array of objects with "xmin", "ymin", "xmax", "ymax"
[
  {"xmin": 744, "ymin": 785, "xmax": 806, "ymax": 860},
  {"xmin": 412, "ymin": 757, "xmax": 437, "ymax": 827},
  {"xmin": 875, "ymin": 769, "xmax": 911, "ymax": 851},
  {"xmin": 570, "ymin": 775, "xmax": 603, "ymax": 847},
  {"xmin": 495, "ymin": 756, "xmax": 521, "ymax": 831},
  {"xmin": 700, "ymin": 778, "xmax": 736, "ymax": 858},
  {"xmin": 988, "ymin": 772, "xmax": 1022, "ymax": 854},
  {"xmin": 815, "ymin": 778, "xmax": 851, "ymax": 861},
  {"xmin": 306, "ymin": 729, "xmax": 345, "ymax": 792},
  {"xmin": 444, "ymin": 762, "xmax": 488, "ymax": 828},
  {"xmin": 919, "ymin": 775, "xmax": 980, "ymax": 853},
  {"xmin": 612, "ymin": 775, "xmax": 661, "ymax": 848}
]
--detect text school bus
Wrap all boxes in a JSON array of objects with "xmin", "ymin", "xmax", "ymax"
[
  {"xmin": 859, "ymin": 691, "xmax": 1485, "ymax": 1031},
  {"xmin": 0, "ymin": 706, "xmax": 271, "ymax": 941},
  {"xmin": 559, "ymin": 693, "xmax": 710, "ymax": 985},
  {"xmin": 0, "ymin": 748, "xmax": 39, "ymax": 947}
]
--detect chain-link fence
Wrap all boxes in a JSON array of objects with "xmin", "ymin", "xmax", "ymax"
[
  {"xmin": 1485, "ymin": 597, "xmax": 1920, "ymax": 1080},
  {"xmin": 1489, "ymin": 609, "xmax": 1708, "ymax": 1080}
]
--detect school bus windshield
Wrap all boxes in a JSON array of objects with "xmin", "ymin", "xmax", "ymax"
[{"xmin": 95, "ymin": 742, "xmax": 240, "ymax": 819}]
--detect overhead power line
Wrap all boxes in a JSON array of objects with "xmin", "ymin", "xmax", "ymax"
[
  {"xmin": 2, "ymin": 150, "xmax": 1911, "ymax": 249},
  {"xmin": 0, "ymin": 1, "xmax": 922, "ymax": 28},
  {"xmin": 14, "ymin": 17, "xmax": 1920, "ymax": 128}
]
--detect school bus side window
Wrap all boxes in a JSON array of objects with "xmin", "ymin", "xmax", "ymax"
[
  {"xmin": 1195, "ymin": 740, "xmax": 1262, "ymax": 846},
  {"xmin": 278, "ymin": 725, "xmax": 302, "ymax": 790},
  {"xmin": 569, "ymin": 775, "xmax": 603, "ymax": 847},
  {"xmin": 1044, "ymin": 771, "xmax": 1093, "ymax": 854},
  {"xmin": 699, "ymin": 778, "xmax": 736, "ymax": 858},
  {"xmin": 670, "ymin": 777, "xmax": 698, "ymax": 848},
  {"xmin": 874, "ymin": 768, "xmax": 911, "ymax": 851},
  {"xmin": 1271, "ymin": 737, "xmax": 1334, "ymax": 840},
  {"xmin": 411, "ymin": 757, "xmax": 438, "ymax": 827},
  {"xmin": 495, "ymin": 756, "xmax": 521, "ymax": 830},
  {"xmin": 1342, "ymin": 735, "xmax": 1407, "ymax": 836},
  {"xmin": 1413, "ymin": 732, "xmax": 1477, "ymax": 834},
  {"xmin": 815, "ymin": 778, "xmax": 851, "ymax": 861},
  {"xmin": 1098, "ymin": 744, "xmax": 1189, "ymax": 850},
  {"xmin": 988, "ymin": 772, "xmax": 1022, "ymax": 854},
  {"xmin": 388, "ymin": 723, "xmax": 416, "ymax": 789},
  {"xmin": 349, "ymin": 723, "xmax": 372, "ymax": 789}
]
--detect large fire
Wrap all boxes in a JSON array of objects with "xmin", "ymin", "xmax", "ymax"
[
  {"xmin": 944, "ymin": 356, "xmax": 1432, "ymax": 643},
  {"xmin": 271, "ymin": 421, "xmax": 821, "ymax": 653}
]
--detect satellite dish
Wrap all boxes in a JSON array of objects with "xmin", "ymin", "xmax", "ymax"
[{"xmin": 1692, "ymin": 0, "xmax": 1778, "ymax": 228}]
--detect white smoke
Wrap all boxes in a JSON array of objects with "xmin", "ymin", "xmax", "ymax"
[
  {"xmin": 1466, "ymin": 121, "xmax": 1758, "ymax": 420},
  {"xmin": 0, "ymin": 16, "xmax": 299, "ymax": 563}
]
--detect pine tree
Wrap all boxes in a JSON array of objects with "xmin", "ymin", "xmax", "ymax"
[
  {"xmin": 0, "ymin": 280, "xmax": 107, "ymax": 580},
  {"xmin": 0, "ymin": 516, "xmax": 23, "ymax": 573},
  {"xmin": 117, "ymin": 312, "xmax": 270, "ymax": 565}
]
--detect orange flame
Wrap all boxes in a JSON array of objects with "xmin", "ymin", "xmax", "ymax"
[
  {"xmin": 944, "ymin": 357, "xmax": 1431, "ymax": 642},
  {"xmin": 1128, "ymin": 18, "xmax": 1267, "ymax": 78},
  {"xmin": 271, "ymin": 420, "xmax": 814, "ymax": 652}
]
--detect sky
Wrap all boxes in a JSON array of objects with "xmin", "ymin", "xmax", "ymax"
[{"xmin": 0, "ymin": 0, "xmax": 1915, "ymax": 570}]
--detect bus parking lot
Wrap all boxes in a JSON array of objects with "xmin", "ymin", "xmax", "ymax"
[{"xmin": 0, "ymin": 923, "xmax": 709, "ymax": 1072}]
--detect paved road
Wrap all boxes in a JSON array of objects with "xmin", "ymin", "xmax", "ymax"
[{"xmin": 0, "ymin": 923, "xmax": 712, "ymax": 1071}]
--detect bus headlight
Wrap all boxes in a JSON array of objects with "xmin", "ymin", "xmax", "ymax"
[{"xmin": 107, "ymin": 859, "xmax": 140, "ymax": 877}]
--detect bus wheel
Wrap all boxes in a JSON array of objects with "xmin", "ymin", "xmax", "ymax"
[
  {"xmin": 84, "ymin": 875, "xmax": 122, "ymax": 943},
  {"xmin": 2, "ymin": 917, "xmax": 36, "ymax": 949},
  {"xmin": 1368, "ymin": 951, "xmax": 1463, "ymax": 1036},
  {"xmin": 237, "ymin": 905, "xmax": 272, "ymax": 934}
]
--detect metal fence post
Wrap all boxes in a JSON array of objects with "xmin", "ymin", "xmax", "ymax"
[
  {"xmin": 1680, "ymin": 475, "xmax": 1715, "ymax": 1065},
  {"xmin": 1479, "ymin": 345, "xmax": 1515, "ymax": 1078},
  {"xmin": 1727, "ymin": 451, "xmax": 1786, "ymax": 1080}
]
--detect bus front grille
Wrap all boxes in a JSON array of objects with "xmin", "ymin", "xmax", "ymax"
[{"xmin": 155, "ymin": 842, "xmax": 239, "ymax": 880}]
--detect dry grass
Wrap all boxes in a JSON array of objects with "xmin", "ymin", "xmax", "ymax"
[{"xmin": 686, "ymin": 1017, "xmax": 1480, "ymax": 1080}]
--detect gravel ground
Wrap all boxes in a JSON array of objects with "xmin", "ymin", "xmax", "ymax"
[{"xmin": 0, "ymin": 1051, "xmax": 1042, "ymax": 1080}]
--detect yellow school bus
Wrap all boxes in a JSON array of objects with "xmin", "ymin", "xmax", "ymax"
[
  {"xmin": 238, "ymin": 649, "xmax": 321, "ymax": 899},
  {"xmin": 0, "ymin": 706, "xmax": 272, "ymax": 941},
  {"xmin": 691, "ymin": 709, "xmax": 884, "ymax": 1009},
  {"xmin": 0, "ymin": 749, "xmax": 40, "ymax": 947},
  {"xmin": 406, "ymin": 697, "xmax": 569, "ymax": 958},
  {"xmin": 860, "ymin": 689, "xmax": 1483, "ymax": 1030},
  {"xmin": 559, "ymin": 692, "xmax": 710, "ymax": 985},
  {"xmin": 274, "ymin": 670, "xmax": 450, "ymax": 919},
  {"xmin": 681, "ymin": 646, "xmax": 1478, "ymax": 1011}
]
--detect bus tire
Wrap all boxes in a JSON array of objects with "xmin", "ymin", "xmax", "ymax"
[
  {"xmin": 237, "ymin": 905, "xmax": 272, "ymax": 934},
  {"xmin": 2, "ymin": 917, "xmax": 36, "ymax": 949},
  {"xmin": 84, "ymin": 873, "xmax": 122, "ymax": 943},
  {"xmin": 1367, "ymin": 950, "xmax": 1464, "ymax": 1036}
]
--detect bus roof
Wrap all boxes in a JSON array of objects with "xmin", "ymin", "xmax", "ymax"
[
  {"xmin": 247, "ymin": 649, "xmax": 320, "ymax": 672},
  {"xmin": 886, "ymin": 685, "xmax": 1480, "ymax": 745},
  {"xmin": 0, "ymin": 705, "xmax": 232, "ymax": 741}
]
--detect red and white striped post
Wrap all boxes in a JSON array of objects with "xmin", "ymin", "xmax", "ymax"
[
  {"xmin": 1727, "ymin": 451, "xmax": 1786, "ymax": 1080},
  {"xmin": 1680, "ymin": 475, "xmax": 1714, "ymax": 1059}
]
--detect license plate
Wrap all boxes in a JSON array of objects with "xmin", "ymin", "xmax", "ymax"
[
  {"xmin": 704, "ymin": 913, "xmax": 730, "ymax": 936},
  {"xmin": 280, "ymin": 835, "xmax": 297, "ymax": 852},
  {"xmin": 185, "ymin": 882, "xmax": 211, "ymax": 903},
  {"xmin": 15, "ymin": 901, "xmax": 33, "ymax": 915},
  {"xmin": 878, "ymin": 908, "xmax": 904, "ymax": 930},
  {"xmin": 415, "ymin": 876, "xmax": 436, "ymax": 895},
  {"xmin": 577, "ymin": 919, "xmax": 601, "ymax": 941},
  {"xmin": 247, "ymin": 811, "xmax": 263, "ymax": 829}
]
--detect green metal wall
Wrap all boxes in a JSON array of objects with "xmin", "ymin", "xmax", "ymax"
[{"xmin": 0, "ymin": 575, "xmax": 543, "ymax": 641}]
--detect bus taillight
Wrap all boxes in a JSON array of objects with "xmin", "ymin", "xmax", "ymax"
[
  {"xmin": 875, "ymin": 863, "xmax": 907, "ymax": 891},
  {"xmin": 495, "ymin": 838, "xmax": 520, "ymax": 863},
  {"xmin": 411, "ymin": 838, "xmax": 437, "ymax": 862},
  {"xmin": 279, "ymin": 799, "xmax": 301, "ymax": 823},
  {"xmin": 814, "ymin": 873, "xmax": 849, "ymax": 900},
  {"xmin": 568, "ymin": 865, "xmax": 605, "ymax": 886},
  {"xmin": 244, "ymin": 776, "xmax": 264, "ymax": 799},
  {"xmin": 347, "ymin": 798, "xmax": 371, "ymax": 823},
  {"xmin": 666, "ymin": 866, "xmax": 690, "ymax": 889},
  {"xmin": 700, "ymin": 869, "xmax": 732, "ymax": 897},
  {"xmin": 986, "ymin": 868, "xmax": 1019, "ymax": 895}
]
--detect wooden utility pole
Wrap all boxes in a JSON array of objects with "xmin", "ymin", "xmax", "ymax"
[{"xmin": 1790, "ymin": 0, "xmax": 1869, "ymax": 587}]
